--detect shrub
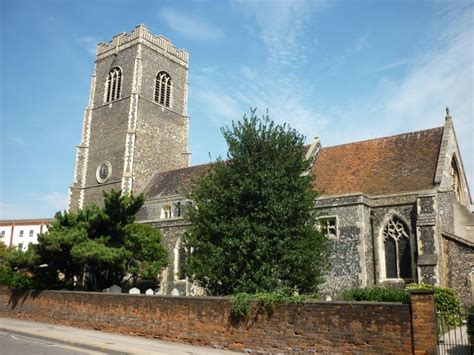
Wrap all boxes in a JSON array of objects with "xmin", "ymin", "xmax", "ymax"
[
  {"xmin": 0, "ymin": 266, "xmax": 37, "ymax": 289},
  {"xmin": 231, "ymin": 290, "xmax": 317, "ymax": 321},
  {"xmin": 406, "ymin": 283, "xmax": 463, "ymax": 326},
  {"xmin": 341, "ymin": 287, "xmax": 410, "ymax": 304},
  {"xmin": 468, "ymin": 306, "xmax": 474, "ymax": 346}
]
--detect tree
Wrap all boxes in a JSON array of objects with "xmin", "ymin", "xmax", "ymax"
[
  {"xmin": 183, "ymin": 110, "xmax": 329, "ymax": 295},
  {"xmin": 9, "ymin": 190, "xmax": 169, "ymax": 290}
]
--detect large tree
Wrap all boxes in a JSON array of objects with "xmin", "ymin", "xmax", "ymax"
[
  {"xmin": 8, "ymin": 190, "xmax": 168, "ymax": 290},
  {"xmin": 184, "ymin": 110, "xmax": 329, "ymax": 295}
]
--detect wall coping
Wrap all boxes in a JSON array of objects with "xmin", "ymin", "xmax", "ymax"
[
  {"xmin": 1, "ymin": 288, "xmax": 408, "ymax": 307},
  {"xmin": 408, "ymin": 289, "xmax": 435, "ymax": 295}
]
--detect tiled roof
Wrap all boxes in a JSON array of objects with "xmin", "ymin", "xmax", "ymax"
[
  {"xmin": 312, "ymin": 127, "xmax": 443, "ymax": 196},
  {"xmin": 142, "ymin": 163, "xmax": 211, "ymax": 198},
  {"xmin": 143, "ymin": 126, "xmax": 444, "ymax": 198}
]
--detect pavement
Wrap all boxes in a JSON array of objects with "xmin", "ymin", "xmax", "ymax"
[{"xmin": 0, "ymin": 317, "xmax": 239, "ymax": 354}]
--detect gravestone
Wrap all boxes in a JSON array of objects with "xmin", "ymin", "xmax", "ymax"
[
  {"xmin": 171, "ymin": 288, "xmax": 180, "ymax": 296},
  {"xmin": 129, "ymin": 287, "xmax": 140, "ymax": 294},
  {"xmin": 109, "ymin": 285, "xmax": 122, "ymax": 294},
  {"xmin": 145, "ymin": 289, "xmax": 154, "ymax": 295}
]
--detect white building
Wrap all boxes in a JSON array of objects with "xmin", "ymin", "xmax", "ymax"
[{"xmin": 0, "ymin": 219, "xmax": 53, "ymax": 251}]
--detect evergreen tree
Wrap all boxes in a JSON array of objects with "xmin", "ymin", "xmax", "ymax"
[
  {"xmin": 7, "ymin": 190, "xmax": 168, "ymax": 290},
  {"xmin": 184, "ymin": 110, "xmax": 329, "ymax": 295}
]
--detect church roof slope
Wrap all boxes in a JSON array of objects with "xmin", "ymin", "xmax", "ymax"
[
  {"xmin": 142, "ymin": 164, "xmax": 211, "ymax": 198},
  {"xmin": 312, "ymin": 126, "xmax": 444, "ymax": 197}
]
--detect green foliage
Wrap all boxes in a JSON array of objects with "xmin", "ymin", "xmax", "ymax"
[
  {"xmin": 231, "ymin": 290, "xmax": 317, "ymax": 321},
  {"xmin": 468, "ymin": 305, "xmax": 474, "ymax": 346},
  {"xmin": 7, "ymin": 190, "xmax": 168, "ymax": 290},
  {"xmin": 0, "ymin": 266, "xmax": 37, "ymax": 289},
  {"xmin": 341, "ymin": 286, "xmax": 410, "ymax": 304},
  {"xmin": 184, "ymin": 110, "xmax": 329, "ymax": 295},
  {"xmin": 406, "ymin": 283, "xmax": 463, "ymax": 326}
]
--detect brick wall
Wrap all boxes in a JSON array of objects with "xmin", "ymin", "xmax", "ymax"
[{"xmin": 0, "ymin": 288, "xmax": 436, "ymax": 353}]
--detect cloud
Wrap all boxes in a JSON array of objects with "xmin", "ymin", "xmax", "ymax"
[
  {"xmin": 77, "ymin": 36, "xmax": 98, "ymax": 56},
  {"xmin": 159, "ymin": 8, "xmax": 223, "ymax": 40},
  {"xmin": 0, "ymin": 192, "xmax": 67, "ymax": 219},
  {"xmin": 366, "ymin": 59, "xmax": 411, "ymax": 74},
  {"xmin": 317, "ymin": 4, "xmax": 474, "ymax": 193},
  {"xmin": 195, "ymin": 89, "xmax": 244, "ymax": 125},
  {"xmin": 352, "ymin": 33, "xmax": 369, "ymax": 54},
  {"xmin": 9, "ymin": 137, "xmax": 25, "ymax": 146},
  {"xmin": 213, "ymin": 0, "xmax": 329, "ymax": 138},
  {"xmin": 41, "ymin": 192, "xmax": 67, "ymax": 211}
]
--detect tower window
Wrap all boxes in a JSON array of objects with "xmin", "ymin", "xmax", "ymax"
[
  {"xmin": 155, "ymin": 71, "xmax": 172, "ymax": 107},
  {"xmin": 318, "ymin": 216, "xmax": 338, "ymax": 239},
  {"xmin": 105, "ymin": 67, "xmax": 122, "ymax": 103},
  {"xmin": 450, "ymin": 157, "xmax": 464, "ymax": 204},
  {"xmin": 383, "ymin": 216, "xmax": 413, "ymax": 281}
]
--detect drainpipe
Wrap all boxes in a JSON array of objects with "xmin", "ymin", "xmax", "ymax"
[{"xmin": 370, "ymin": 210, "xmax": 377, "ymax": 285}]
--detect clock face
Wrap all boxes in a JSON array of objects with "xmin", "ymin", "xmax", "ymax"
[{"xmin": 96, "ymin": 161, "xmax": 112, "ymax": 183}]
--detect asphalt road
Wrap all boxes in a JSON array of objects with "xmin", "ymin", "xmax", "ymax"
[
  {"xmin": 0, "ymin": 317, "xmax": 238, "ymax": 354},
  {"xmin": 0, "ymin": 330, "xmax": 107, "ymax": 355}
]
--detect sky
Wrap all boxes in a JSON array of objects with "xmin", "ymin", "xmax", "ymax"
[{"xmin": 0, "ymin": 0, "xmax": 473, "ymax": 219}]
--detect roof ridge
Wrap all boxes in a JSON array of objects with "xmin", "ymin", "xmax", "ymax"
[{"xmin": 322, "ymin": 126, "xmax": 443, "ymax": 150}]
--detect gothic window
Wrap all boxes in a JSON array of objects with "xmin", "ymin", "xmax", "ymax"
[
  {"xmin": 450, "ymin": 157, "xmax": 464, "ymax": 204},
  {"xmin": 155, "ymin": 71, "xmax": 172, "ymax": 107},
  {"xmin": 178, "ymin": 244, "xmax": 187, "ymax": 280},
  {"xmin": 318, "ymin": 217, "xmax": 338, "ymax": 239},
  {"xmin": 105, "ymin": 67, "xmax": 122, "ymax": 103},
  {"xmin": 161, "ymin": 205, "xmax": 172, "ymax": 219},
  {"xmin": 383, "ymin": 216, "xmax": 412, "ymax": 280}
]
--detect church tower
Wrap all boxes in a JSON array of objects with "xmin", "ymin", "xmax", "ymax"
[{"xmin": 68, "ymin": 25, "xmax": 190, "ymax": 210}]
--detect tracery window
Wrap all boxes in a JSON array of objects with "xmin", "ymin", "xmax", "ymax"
[
  {"xmin": 105, "ymin": 67, "xmax": 122, "ymax": 103},
  {"xmin": 161, "ymin": 205, "xmax": 172, "ymax": 219},
  {"xmin": 383, "ymin": 216, "xmax": 412, "ymax": 280},
  {"xmin": 450, "ymin": 157, "xmax": 464, "ymax": 203},
  {"xmin": 155, "ymin": 71, "xmax": 172, "ymax": 107}
]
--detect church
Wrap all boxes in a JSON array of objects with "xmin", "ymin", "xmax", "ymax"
[{"xmin": 68, "ymin": 25, "xmax": 473, "ymax": 304}]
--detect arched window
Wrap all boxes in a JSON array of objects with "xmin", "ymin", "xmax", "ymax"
[
  {"xmin": 105, "ymin": 67, "xmax": 122, "ymax": 103},
  {"xmin": 450, "ymin": 157, "xmax": 464, "ymax": 204},
  {"xmin": 155, "ymin": 71, "xmax": 172, "ymax": 107},
  {"xmin": 383, "ymin": 216, "xmax": 412, "ymax": 280}
]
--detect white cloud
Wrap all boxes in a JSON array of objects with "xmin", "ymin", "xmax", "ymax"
[
  {"xmin": 9, "ymin": 137, "xmax": 25, "ymax": 146},
  {"xmin": 77, "ymin": 36, "xmax": 98, "ymax": 56},
  {"xmin": 159, "ymin": 8, "xmax": 223, "ymax": 40},
  {"xmin": 41, "ymin": 192, "xmax": 67, "ymax": 212},
  {"xmin": 0, "ymin": 192, "xmax": 67, "ymax": 219},
  {"xmin": 318, "ymin": 4, "xmax": 474, "ymax": 193}
]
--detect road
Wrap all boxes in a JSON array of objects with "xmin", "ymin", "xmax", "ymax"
[
  {"xmin": 0, "ymin": 317, "xmax": 238, "ymax": 354},
  {"xmin": 0, "ymin": 330, "xmax": 106, "ymax": 355}
]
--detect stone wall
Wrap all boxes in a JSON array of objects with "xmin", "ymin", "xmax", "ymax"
[
  {"xmin": 0, "ymin": 288, "xmax": 437, "ymax": 354},
  {"xmin": 443, "ymin": 236, "xmax": 473, "ymax": 308}
]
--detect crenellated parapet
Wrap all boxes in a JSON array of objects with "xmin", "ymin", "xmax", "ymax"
[{"xmin": 96, "ymin": 24, "xmax": 189, "ymax": 67}]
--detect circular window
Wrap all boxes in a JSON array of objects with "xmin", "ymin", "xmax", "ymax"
[{"xmin": 96, "ymin": 161, "xmax": 112, "ymax": 183}]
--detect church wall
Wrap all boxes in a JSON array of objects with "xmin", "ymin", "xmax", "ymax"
[
  {"xmin": 139, "ymin": 45, "xmax": 188, "ymax": 116},
  {"xmin": 92, "ymin": 45, "xmax": 137, "ymax": 109},
  {"xmin": 134, "ymin": 98, "xmax": 189, "ymax": 193},
  {"xmin": 315, "ymin": 202, "xmax": 363, "ymax": 298},
  {"xmin": 443, "ymin": 237, "xmax": 474, "ymax": 308}
]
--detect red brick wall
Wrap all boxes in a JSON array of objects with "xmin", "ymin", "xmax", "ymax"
[
  {"xmin": 410, "ymin": 291, "xmax": 437, "ymax": 355},
  {"xmin": 0, "ymin": 288, "xmax": 417, "ymax": 353}
]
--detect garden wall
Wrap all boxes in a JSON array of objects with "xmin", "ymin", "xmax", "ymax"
[{"xmin": 0, "ymin": 288, "xmax": 436, "ymax": 354}]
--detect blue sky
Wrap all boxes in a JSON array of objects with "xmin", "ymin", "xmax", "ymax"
[{"xmin": 0, "ymin": 0, "xmax": 473, "ymax": 219}]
